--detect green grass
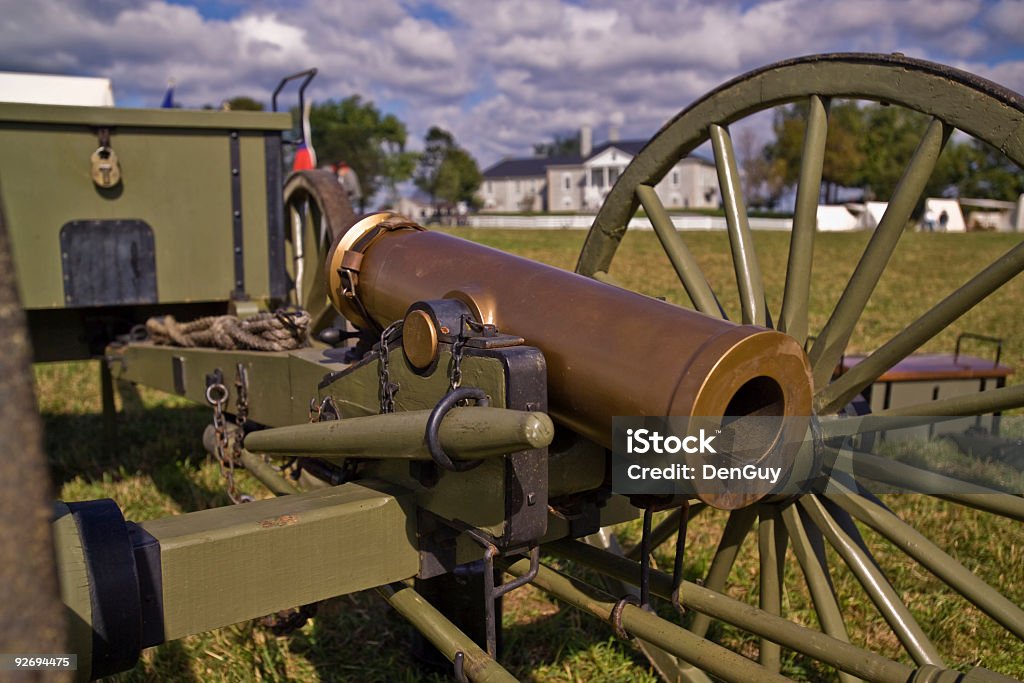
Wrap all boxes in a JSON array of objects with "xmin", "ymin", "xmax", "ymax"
[{"xmin": 37, "ymin": 229, "xmax": 1024, "ymax": 681}]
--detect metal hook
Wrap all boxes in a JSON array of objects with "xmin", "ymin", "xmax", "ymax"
[
  {"xmin": 610, "ymin": 594, "xmax": 639, "ymax": 640},
  {"xmin": 425, "ymin": 387, "xmax": 490, "ymax": 472},
  {"xmin": 453, "ymin": 650, "xmax": 468, "ymax": 682},
  {"xmin": 671, "ymin": 501, "xmax": 690, "ymax": 616}
]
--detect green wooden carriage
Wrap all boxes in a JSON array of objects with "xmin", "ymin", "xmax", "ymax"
[{"xmin": 0, "ymin": 102, "xmax": 292, "ymax": 360}]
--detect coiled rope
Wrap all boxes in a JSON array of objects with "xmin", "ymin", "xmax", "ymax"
[{"xmin": 146, "ymin": 309, "xmax": 310, "ymax": 351}]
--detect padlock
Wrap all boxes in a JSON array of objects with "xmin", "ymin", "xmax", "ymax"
[{"xmin": 90, "ymin": 146, "xmax": 121, "ymax": 188}]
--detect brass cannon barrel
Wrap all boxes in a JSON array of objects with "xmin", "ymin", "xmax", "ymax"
[{"xmin": 327, "ymin": 214, "xmax": 813, "ymax": 456}]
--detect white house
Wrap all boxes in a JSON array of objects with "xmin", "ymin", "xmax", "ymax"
[
  {"xmin": 480, "ymin": 133, "xmax": 719, "ymax": 213},
  {"xmin": 479, "ymin": 157, "xmax": 551, "ymax": 212},
  {"xmin": 392, "ymin": 190, "xmax": 435, "ymax": 222}
]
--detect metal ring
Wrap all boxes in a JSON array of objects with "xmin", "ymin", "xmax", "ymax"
[
  {"xmin": 610, "ymin": 595, "xmax": 639, "ymax": 640},
  {"xmin": 425, "ymin": 387, "xmax": 490, "ymax": 472},
  {"xmin": 205, "ymin": 382, "xmax": 228, "ymax": 406}
]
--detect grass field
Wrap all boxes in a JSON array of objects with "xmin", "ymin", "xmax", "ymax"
[{"xmin": 35, "ymin": 228, "xmax": 1024, "ymax": 682}]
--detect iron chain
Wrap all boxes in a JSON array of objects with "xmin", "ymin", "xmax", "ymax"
[
  {"xmin": 448, "ymin": 335, "xmax": 466, "ymax": 393},
  {"xmin": 205, "ymin": 382, "xmax": 244, "ymax": 505},
  {"xmin": 378, "ymin": 320, "xmax": 403, "ymax": 414},
  {"xmin": 234, "ymin": 362, "xmax": 249, "ymax": 428},
  {"xmin": 447, "ymin": 313, "xmax": 497, "ymax": 395}
]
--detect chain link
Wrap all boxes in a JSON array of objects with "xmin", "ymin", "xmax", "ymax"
[
  {"xmin": 448, "ymin": 313, "xmax": 487, "ymax": 394},
  {"xmin": 378, "ymin": 320, "xmax": 403, "ymax": 414},
  {"xmin": 205, "ymin": 382, "xmax": 243, "ymax": 504},
  {"xmin": 234, "ymin": 363, "xmax": 249, "ymax": 429},
  {"xmin": 448, "ymin": 334, "xmax": 466, "ymax": 393}
]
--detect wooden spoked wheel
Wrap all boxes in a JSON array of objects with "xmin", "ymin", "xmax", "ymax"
[
  {"xmin": 282, "ymin": 169, "xmax": 356, "ymax": 335},
  {"xmin": 573, "ymin": 54, "xmax": 1024, "ymax": 680}
]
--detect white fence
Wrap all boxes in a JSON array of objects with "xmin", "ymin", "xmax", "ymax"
[{"xmin": 468, "ymin": 214, "xmax": 793, "ymax": 231}]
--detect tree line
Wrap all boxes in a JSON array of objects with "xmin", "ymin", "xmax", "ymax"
[
  {"xmin": 741, "ymin": 100, "xmax": 1024, "ymax": 209},
  {"xmin": 226, "ymin": 95, "xmax": 482, "ymax": 212}
]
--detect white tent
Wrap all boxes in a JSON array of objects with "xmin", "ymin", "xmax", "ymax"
[
  {"xmin": 816, "ymin": 204, "xmax": 860, "ymax": 231},
  {"xmin": 922, "ymin": 198, "xmax": 966, "ymax": 232},
  {"xmin": 0, "ymin": 72, "xmax": 114, "ymax": 106}
]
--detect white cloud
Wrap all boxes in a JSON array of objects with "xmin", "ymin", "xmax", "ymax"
[
  {"xmin": 984, "ymin": 0, "xmax": 1024, "ymax": 44},
  {"xmin": 236, "ymin": 14, "xmax": 310, "ymax": 61},
  {"xmin": 388, "ymin": 18, "xmax": 459, "ymax": 65},
  {"xmin": 0, "ymin": 0, "xmax": 1018, "ymax": 171}
]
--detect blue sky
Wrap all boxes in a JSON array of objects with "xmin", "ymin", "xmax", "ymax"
[{"xmin": 2, "ymin": 0, "xmax": 1023, "ymax": 169}]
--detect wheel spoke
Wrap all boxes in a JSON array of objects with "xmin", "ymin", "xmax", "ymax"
[
  {"xmin": 937, "ymin": 493, "xmax": 1024, "ymax": 520},
  {"xmin": 377, "ymin": 583, "xmax": 518, "ymax": 682},
  {"xmin": 502, "ymin": 556, "xmax": 792, "ymax": 683},
  {"xmin": 591, "ymin": 270, "xmax": 624, "ymax": 287},
  {"xmin": 549, "ymin": 539, "xmax": 916, "ymax": 683},
  {"xmin": 585, "ymin": 527, "xmax": 716, "ymax": 683},
  {"xmin": 819, "ymin": 413, "xmax": 943, "ymax": 439},
  {"xmin": 780, "ymin": 95, "xmax": 829, "ymax": 345},
  {"xmin": 690, "ymin": 506, "xmax": 758, "ymax": 638},
  {"xmin": 781, "ymin": 505, "xmax": 861, "ymax": 683},
  {"xmin": 288, "ymin": 199, "xmax": 307, "ymax": 306},
  {"xmin": 800, "ymin": 495, "xmax": 945, "ymax": 667},
  {"xmin": 818, "ymin": 240, "xmax": 1024, "ymax": 413},
  {"xmin": 710, "ymin": 124, "xmax": 769, "ymax": 326},
  {"xmin": 635, "ymin": 184, "xmax": 725, "ymax": 317},
  {"xmin": 808, "ymin": 118, "xmax": 953, "ymax": 392},
  {"xmin": 818, "ymin": 384, "xmax": 1024, "ymax": 442},
  {"xmin": 847, "ymin": 449, "xmax": 1024, "ymax": 520},
  {"xmin": 758, "ymin": 506, "xmax": 788, "ymax": 671},
  {"xmin": 826, "ymin": 481, "xmax": 1024, "ymax": 639},
  {"xmin": 873, "ymin": 382, "xmax": 1024, "ymax": 417}
]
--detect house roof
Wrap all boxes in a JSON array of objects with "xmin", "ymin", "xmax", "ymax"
[
  {"xmin": 592, "ymin": 140, "xmax": 646, "ymax": 157},
  {"xmin": 483, "ymin": 155, "xmax": 569, "ymax": 178},
  {"xmin": 483, "ymin": 139, "xmax": 711, "ymax": 178}
]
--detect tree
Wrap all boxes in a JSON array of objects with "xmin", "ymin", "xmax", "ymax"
[
  {"xmin": 737, "ymin": 128, "xmax": 787, "ymax": 209},
  {"xmin": 437, "ymin": 147, "xmax": 483, "ymax": 207},
  {"xmin": 225, "ymin": 96, "xmax": 264, "ymax": 111},
  {"xmin": 759, "ymin": 99, "xmax": 1024, "ymax": 212},
  {"xmin": 947, "ymin": 139, "xmax": 1024, "ymax": 201},
  {"xmin": 856, "ymin": 105, "xmax": 936, "ymax": 200},
  {"xmin": 764, "ymin": 100, "xmax": 864, "ymax": 203},
  {"xmin": 414, "ymin": 127, "xmax": 482, "ymax": 208},
  {"xmin": 533, "ymin": 133, "xmax": 580, "ymax": 158},
  {"xmin": 414, "ymin": 126, "xmax": 455, "ymax": 205},
  {"xmin": 307, "ymin": 96, "xmax": 416, "ymax": 211}
]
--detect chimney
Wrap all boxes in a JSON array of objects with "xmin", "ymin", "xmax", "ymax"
[
  {"xmin": 580, "ymin": 124, "xmax": 592, "ymax": 158},
  {"xmin": 608, "ymin": 125, "xmax": 620, "ymax": 143}
]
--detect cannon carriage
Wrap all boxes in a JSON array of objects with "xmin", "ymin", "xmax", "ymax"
[{"xmin": 2, "ymin": 53, "xmax": 1024, "ymax": 682}]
